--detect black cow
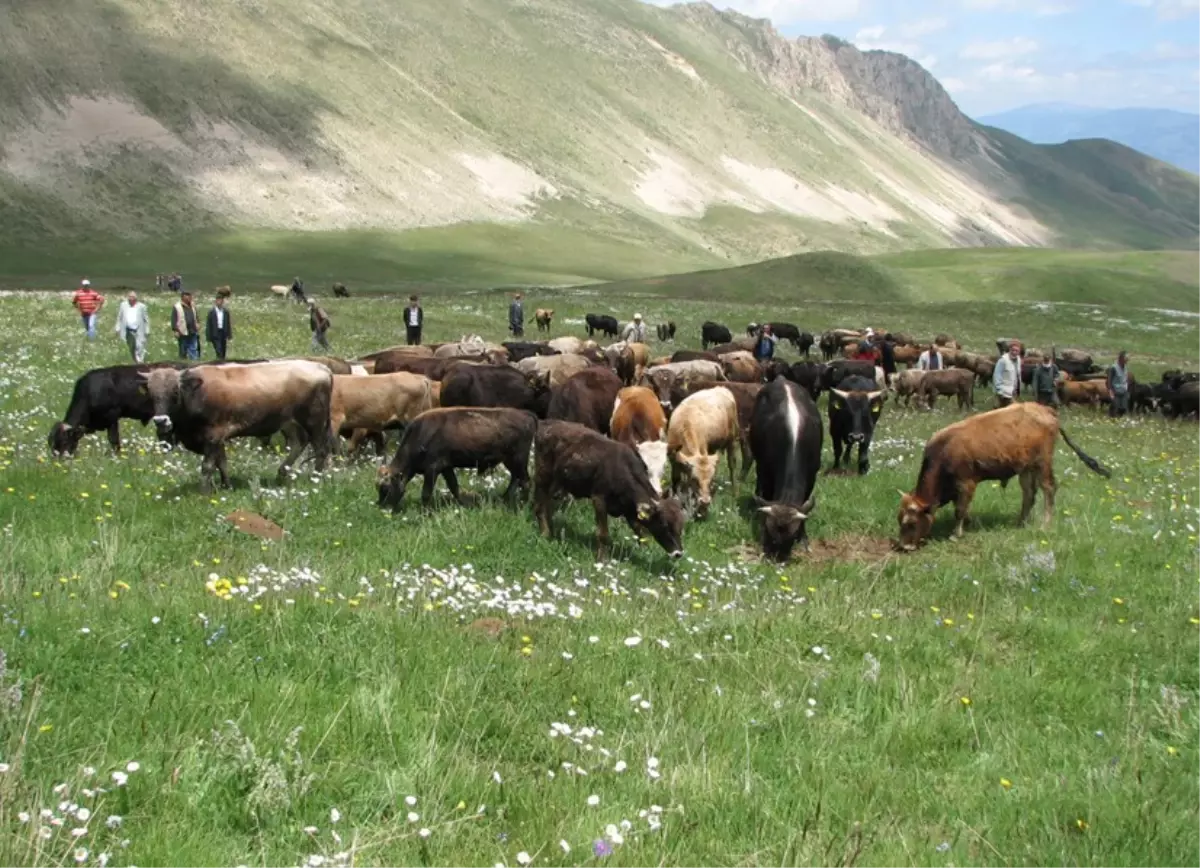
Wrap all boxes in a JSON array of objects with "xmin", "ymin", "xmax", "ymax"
[
  {"xmin": 1164, "ymin": 381, "xmax": 1200, "ymax": 419},
  {"xmin": 533, "ymin": 419, "xmax": 685, "ymax": 561},
  {"xmin": 440, "ymin": 364, "xmax": 548, "ymax": 415},
  {"xmin": 828, "ymin": 375, "xmax": 885, "ymax": 475},
  {"xmin": 750, "ymin": 378, "xmax": 822, "ymax": 562},
  {"xmin": 377, "ymin": 407, "xmax": 536, "ymax": 510},
  {"xmin": 503, "ymin": 341, "xmax": 560, "ymax": 363},
  {"xmin": 818, "ymin": 331, "xmax": 839, "ymax": 361},
  {"xmin": 783, "ymin": 361, "xmax": 828, "ymax": 400},
  {"xmin": 1055, "ymin": 357, "xmax": 1099, "ymax": 379},
  {"xmin": 585, "ymin": 314, "xmax": 619, "ymax": 339},
  {"xmin": 820, "ymin": 359, "xmax": 876, "ymax": 393},
  {"xmin": 332, "ymin": 283, "xmax": 349, "ymax": 298},
  {"xmin": 656, "ymin": 322, "xmax": 677, "ymax": 342},
  {"xmin": 547, "ymin": 367, "xmax": 623, "ymax": 434},
  {"xmin": 48, "ymin": 362, "xmax": 183, "ymax": 457},
  {"xmin": 761, "ymin": 322, "xmax": 811, "ymax": 355},
  {"xmin": 701, "ymin": 321, "xmax": 732, "ymax": 349},
  {"xmin": 670, "ymin": 349, "xmax": 719, "ymax": 363}
]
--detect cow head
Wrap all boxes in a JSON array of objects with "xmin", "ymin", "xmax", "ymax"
[
  {"xmin": 641, "ymin": 368, "xmax": 676, "ymax": 412},
  {"xmin": 755, "ymin": 494, "xmax": 816, "ymax": 562},
  {"xmin": 48, "ymin": 422, "xmax": 86, "ymax": 458},
  {"xmin": 673, "ymin": 450, "xmax": 720, "ymax": 518},
  {"xmin": 633, "ymin": 497, "xmax": 685, "ymax": 559},
  {"xmin": 376, "ymin": 464, "xmax": 406, "ymax": 511},
  {"xmin": 829, "ymin": 387, "xmax": 885, "ymax": 444},
  {"xmin": 139, "ymin": 368, "xmax": 183, "ymax": 435},
  {"xmin": 897, "ymin": 491, "xmax": 936, "ymax": 551}
]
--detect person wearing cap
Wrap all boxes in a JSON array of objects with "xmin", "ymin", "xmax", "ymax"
[
  {"xmin": 113, "ymin": 290, "xmax": 150, "ymax": 363},
  {"xmin": 309, "ymin": 299, "xmax": 332, "ymax": 351},
  {"xmin": 206, "ymin": 292, "xmax": 234, "ymax": 360},
  {"xmin": 622, "ymin": 312, "xmax": 647, "ymax": 343},
  {"xmin": 1106, "ymin": 351, "xmax": 1131, "ymax": 418},
  {"xmin": 509, "ymin": 292, "xmax": 525, "ymax": 338},
  {"xmin": 171, "ymin": 290, "xmax": 201, "ymax": 360},
  {"xmin": 405, "ymin": 295, "xmax": 424, "ymax": 345},
  {"xmin": 992, "ymin": 339, "xmax": 1023, "ymax": 408},
  {"xmin": 72, "ymin": 279, "xmax": 105, "ymax": 341}
]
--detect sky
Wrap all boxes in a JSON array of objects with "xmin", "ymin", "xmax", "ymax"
[{"xmin": 641, "ymin": 0, "xmax": 1200, "ymax": 117}]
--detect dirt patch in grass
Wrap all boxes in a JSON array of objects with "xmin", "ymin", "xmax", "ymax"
[
  {"xmin": 224, "ymin": 509, "xmax": 284, "ymax": 541},
  {"xmin": 800, "ymin": 534, "xmax": 899, "ymax": 565}
]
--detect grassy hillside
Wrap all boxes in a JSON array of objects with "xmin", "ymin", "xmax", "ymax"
[{"xmin": 0, "ymin": 0, "xmax": 1195, "ymax": 274}]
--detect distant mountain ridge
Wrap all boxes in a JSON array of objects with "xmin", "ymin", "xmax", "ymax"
[{"xmin": 978, "ymin": 103, "xmax": 1200, "ymax": 175}]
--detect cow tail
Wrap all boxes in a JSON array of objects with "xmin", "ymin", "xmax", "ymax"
[{"xmin": 1059, "ymin": 428, "xmax": 1111, "ymax": 478}]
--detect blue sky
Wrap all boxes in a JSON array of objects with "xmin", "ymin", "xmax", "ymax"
[{"xmin": 642, "ymin": 0, "xmax": 1200, "ymax": 116}]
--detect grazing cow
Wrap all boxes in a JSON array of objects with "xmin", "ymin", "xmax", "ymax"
[
  {"xmin": 585, "ymin": 314, "xmax": 619, "ymax": 339},
  {"xmin": 377, "ymin": 407, "xmax": 536, "ymax": 510},
  {"xmin": 515, "ymin": 352, "xmax": 593, "ymax": 387},
  {"xmin": 701, "ymin": 321, "xmax": 732, "ymax": 349},
  {"xmin": 891, "ymin": 369, "xmax": 928, "ymax": 408},
  {"xmin": 670, "ymin": 379, "xmax": 759, "ymax": 481},
  {"xmin": 1057, "ymin": 378, "xmax": 1110, "ymax": 408},
  {"xmin": 535, "ymin": 308, "xmax": 554, "ymax": 332},
  {"xmin": 533, "ymin": 420, "xmax": 685, "ymax": 561},
  {"xmin": 547, "ymin": 336, "xmax": 594, "ymax": 355},
  {"xmin": 48, "ymin": 362, "xmax": 183, "ymax": 457},
  {"xmin": 656, "ymin": 321, "xmax": 676, "ymax": 342},
  {"xmin": 547, "ymin": 367, "xmax": 623, "ymax": 434},
  {"xmin": 640, "ymin": 361, "xmax": 726, "ymax": 411},
  {"xmin": 330, "ymin": 372, "xmax": 437, "ymax": 456},
  {"xmin": 440, "ymin": 364, "xmax": 549, "ymax": 415},
  {"xmin": 332, "ymin": 283, "xmax": 349, "ymax": 298},
  {"xmin": 897, "ymin": 402, "xmax": 1111, "ymax": 550},
  {"xmin": 671, "ymin": 349, "xmax": 719, "ymax": 364},
  {"xmin": 750, "ymin": 378, "xmax": 822, "ymax": 561},
  {"xmin": 827, "ymin": 375, "xmax": 885, "ymax": 474},
  {"xmin": 667, "ymin": 387, "xmax": 740, "ymax": 518},
  {"xmin": 917, "ymin": 368, "xmax": 975, "ymax": 410},
  {"xmin": 141, "ymin": 360, "xmax": 334, "ymax": 493},
  {"xmin": 610, "ymin": 386, "xmax": 669, "ymax": 494},
  {"xmin": 373, "ymin": 355, "xmax": 476, "ymax": 380},
  {"xmin": 503, "ymin": 341, "xmax": 559, "ymax": 363}
]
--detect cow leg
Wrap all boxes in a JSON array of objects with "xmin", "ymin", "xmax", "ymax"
[
  {"xmin": 1018, "ymin": 469, "xmax": 1037, "ymax": 525},
  {"xmin": 857, "ymin": 441, "xmax": 870, "ymax": 475},
  {"xmin": 726, "ymin": 440, "xmax": 738, "ymax": 499},
  {"xmin": 592, "ymin": 496, "xmax": 611, "ymax": 562},
  {"xmin": 502, "ymin": 459, "xmax": 529, "ymax": 506},
  {"xmin": 952, "ymin": 480, "xmax": 977, "ymax": 538},
  {"xmin": 442, "ymin": 469, "xmax": 467, "ymax": 506},
  {"xmin": 277, "ymin": 428, "xmax": 309, "ymax": 483},
  {"xmin": 198, "ymin": 445, "xmax": 220, "ymax": 494},
  {"xmin": 1040, "ymin": 465, "xmax": 1056, "ymax": 527},
  {"xmin": 832, "ymin": 435, "xmax": 844, "ymax": 470},
  {"xmin": 739, "ymin": 435, "xmax": 753, "ymax": 482},
  {"xmin": 421, "ymin": 471, "xmax": 438, "ymax": 507},
  {"xmin": 534, "ymin": 488, "xmax": 556, "ymax": 538},
  {"xmin": 215, "ymin": 445, "xmax": 232, "ymax": 489},
  {"xmin": 107, "ymin": 422, "xmax": 122, "ymax": 454}
]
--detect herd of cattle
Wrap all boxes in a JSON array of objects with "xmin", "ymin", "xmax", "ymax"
[{"xmin": 45, "ymin": 316, "xmax": 1196, "ymax": 562}]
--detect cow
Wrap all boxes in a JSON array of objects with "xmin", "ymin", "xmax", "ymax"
[
  {"xmin": 818, "ymin": 331, "xmax": 840, "ymax": 361},
  {"xmin": 440, "ymin": 364, "xmax": 549, "ymax": 415},
  {"xmin": 897, "ymin": 402, "xmax": 1111, "ymax": 550},
  {"xmin": 503, "ymin": 341, "xmax": 559, "ymax": 363},
  {"xmin": 605, "ymin": 343, "xmax": 636, "ymax": 386},
  {"xmin": 720, "ymin": 352, "xmax": 762, "ymax": 384},
  {"xmin": 373, "ymin": 355, "xmax": 474, "ymax": 380},
  {"xmin": 819, "ymin": 360, "xmax": 876, "ymax": 393},
  {"xmin": 750, "ymin": 322, "xmax": 809, "ymax": 354},
  {"xmin": 329, "ymin": 372, "xmax": 437, "ymax": 457},
  {"xmin": 547, "ymin": 336, "xmax": 595, "ymax": 355},
  {"xmin": 827, "ymin": 375, "xmax": 885, "ymax": 475},
  {"xmin": 547, "ymin": 367, "xmax": 623, "ymax": 434},
  {"xmin": 535, "ymin": 308, "xmax": 554, "ymax": 332},
  {"xmin": 376, "ymin": 407, "xmax": 536, "ymax": 511},
  {"xmin": 891, "ymin": 369, "xmax": 928, "ymax": 408},
  {"xmin": 434, "ymin": 336, "xmax": 491, "ymax": 359},
  {"xmin": 916, "ymin": 368, "xmax": 975, "ymax": 410},
  {"xmin": 666, "ymin": 387, "xmax": 740, "ymax": 519},
  {"xmin": 1057, "ymin": 378, "xmax": 1110, "ymax": 408},
  {"xmin": 515, "ymin": 353, "xmax": 594, "ymax": 388},
  {"xmin": 640, "ymin": 361, "xmax": 726, "ymax": 411},
  {"xmin": 892, "ymin": 344, "xmax": 921, "ymax": 368},
  {"xmin": 671, "ymin": 349, "xmax": 719, "ymax": 364},
  {"xmin": 291, "ymin": 355, "xmax": 354, "ymax": 375},
  {"xmin": 332, "ymin": 283, "xmax": 349, "ymax": 298},
  {"xmin": 533, "ymin": 420, "xmax": 685, "ymax": 562},
  {"xmin": 701, "ymin": 321, "xmax": 732, "ymax": 350},
  {"xmin": 670, "ymin": 379, "xmax": 759, "ymax": 482},
  {"xmin": 656, "ymin": 321, "xmax": 676, "ymax": 342},
  {"xmin": 750, "ymin": 378, "xmax": 822, "ymax": 562},
  {"xmin": 140, "ymin": 360, "xmax": 334, "ymax": 493},
  {"xmin": 357, "ymin": 344, "xmax": 434, "ymax": 360},
  {"xmin": 1165, "ymin": 381, "xmax": 1200, "ymax": 419},
  {"xmin": 610, "ymin": 386, "xmax": 669, "ymax": 495},
  {"xmin": 48, "ymin": 362, "xmax": 183, "ymax": 457},
  {"xmin": 934, "ymin": 334, "xmax": 959, "ymax": 350},
  {"xmin": 780, "ymin": 361, "xmax": 827, "ymax": 401},
  {"xmin": 585, "ymin": 314, "xmax": 619, "ymax": 339}
]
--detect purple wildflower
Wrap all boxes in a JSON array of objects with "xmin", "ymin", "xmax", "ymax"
[{"xmin": 593, "ymin": 839, "xmax": 613, "ymax": 857}]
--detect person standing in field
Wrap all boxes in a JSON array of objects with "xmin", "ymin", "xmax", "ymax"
[
  {"xmin": 1106, "ymin": 351, "xmax": 1131, "ymax": 418},
  {"xmin": 113, "ymin": 290, "xmax": 150, "ymax": 363},
  {"xmin": 405, "ymin": 295, "xmax": 424, "ymax": 346},
  {"xmin": 622, "ymin": 312, "xmax": 648, "ymax": 343},
  {"xmin": 1031, "ymin": 351, "xmax": 1059, "ymax": 407},
  {"xmin": 72, "ymin": 279, "xmax": 105, "ymax": 341},
  {"xmin": 509, "ymin": 292, "xmax": 525, "ymax": 338},
  {"xmin": 171, "ymin": 291, "xmax": 201, "ymax": 360},
  {"xmin": 992, "ymin": 340, "xmax": 1022, "ymax": 408},
  {"xmin": 918, "ymin": 343, "xmax": 943, "ymax": 371},
  {"xmin": 309, "ymin": 299, "xmax": 332, "ymax": 351},
  {"xmin": 752, "ymin": 323, "xmax": 776, "ymax": 363},
  {"xmin": 206, "ymin": 292, "xmax": 233, "ymax": 360}
]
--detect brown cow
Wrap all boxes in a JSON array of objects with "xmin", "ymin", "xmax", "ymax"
[
  {"xmin": 515, "ymin": 352, "xmax": 593, "ymax": 387},
  {"xmin": 357, "ymin": 345, "xmax": 433, "ymax": 360},
  {"xmin": 897, "ymin": 402, "xmax": 1111, "ymax": 549},
  {"xmin": 374, "ymin": 355, "xmax": 475, "ymax": 379},
  {"xmin": 667, "ymin": 387, "xmax": 740, "ymax": 518},
  {"xmin": 533, "ymin": 419, "xmax": 685, "ymax": 561},
  {"xmin": 1057, "ymin": 378, "xmax": 1110, "ymax": 407},
  {"xmin": 610, "ymin": 386, "xmax": 669, "ymax": 495},
  {"xmin": 283, "ymin": 356, "xmax": 353, "ymax": 375},
  {"xmin": 535, "ymin": 308, "xmax": 554, "ymax": 332},
  {"xmin": 719, "ymin": 351, "xmax": 762, "ymax": 384},
  {"xmin": 640, "ymin": 361, "xmax": 727, "ymax": 411},
  {"xmin": 917, "ymin": 368, "xmax": 975, "ymax": 410},
  {"xmin": 891, "ymin": 369, "xmax": 927, "ymax": 408},
  {"xmin": 892, "ymin": 344, "xmax": 921, "ymax": 367},
  {"xmin": 546, "ymin": 367, "xmax": 623, "ymax": 434},
  {"xmin": 605, "ymin": 343, "xmax": 636, "ymax": 386},
  {"xmin": 330, "ymin": 373, "xmax": 437, "ymax": 456}
]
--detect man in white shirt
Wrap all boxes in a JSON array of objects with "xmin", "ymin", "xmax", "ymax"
[
  {"xmin": 621, "ymin": 313, "xmax": 648, "ymax": 343},
  {"xmin": 114, "ymin": 291, "xmax": 149, "ymax": 363},
  {"xmin": 917, "ymin": 344, "xmax": 943, "ymax": 371},
  {"xmin": 992, "ymin": 340, "xmax": 1023, "ymax": 408}
]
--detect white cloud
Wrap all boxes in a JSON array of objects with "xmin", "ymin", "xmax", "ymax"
[
  {"xmin": 963, "ymin": 0, "xmax": 1073, "ymax": 11},
  {"xmin": 1125, "ymin": 0, "xmax": 1200, "ymax": 20},
  {"xmin": 640, "ymin": 0, "xmax": 863, "ymax": 24},
  {"xmin": 898, "ymin": 17, "xmax": 949, "ymax": 38},
  {"xmin": 941, "ymin": 77, "xmax": 972, "ymax": 94},
  {"xmin": 854, "ymin": 25, "xmax": 885, "ymax": 40},
  {"xmin": 977, "ymin": 61, "xmax": 1043, "ymax": 83},
  {"xmin": 960, "ymin": 37, "xmax": 1040, "ymax": 60}
]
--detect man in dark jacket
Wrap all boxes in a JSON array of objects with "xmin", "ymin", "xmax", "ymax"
[
  {"xmin": 206, "ymin": 293, "xmax": 234, "ymax": 360},
  {"xmin": 509, "ymin": 292, "xmax": 524, "ymax": 338},
  {"xmin": 1031, "ymin": 352, "xmax": 1059, "ymax": 406},
  {"xmin": 405, "ymin": 295, "xmax": 424, "ymax": 345},
  {"xmin": 290, "ymin": 277, "xmax": 307, "ymax": 304}
]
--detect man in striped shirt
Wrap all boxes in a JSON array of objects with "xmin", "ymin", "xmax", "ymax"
[{"xmin": 72, "ymin": 279, "xmax": 105, "ymax": 340}]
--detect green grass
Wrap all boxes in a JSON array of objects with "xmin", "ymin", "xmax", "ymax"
[{"xmin": 0, "ymin": 283, "xmax": 1197, "ymax": 867}]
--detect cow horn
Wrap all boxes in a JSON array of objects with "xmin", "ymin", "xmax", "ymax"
[
  {"xmin": 831, "ymin": 388, "xmax": 849, "ymax": 400},
  {"xmin": 865, "ymin": 390, "xmax": 884, "ymax": 402},
  {"xmin": 797, "ymin": 494, "xmax": 816, "ymax": 515}
]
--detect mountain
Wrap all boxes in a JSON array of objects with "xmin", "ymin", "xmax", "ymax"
[
  {"xmin": 0, "ymin": 0, "xmax": 1195, "ymax": 277},
  {"xmin": 978, "ymin": 103, "xmax": 1200, "ymax": 176}
]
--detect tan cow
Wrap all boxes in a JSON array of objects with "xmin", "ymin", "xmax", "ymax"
[
  {"xmin": 357, "ymin": 345, "xmax": 434, "ymax": 360},
  {"xmin": 1057, "ymin": 378, "xmax": 1109, "ymax": 407},
  {"xmin": 719, "ymin": 351, "xmax": 762, "ymax": 383},
  {"xmin": 917, "ymin": 368, "xmax": 976, "ymax": 410},
  {"xmin": 892, "ymin": 344, "xmax": 921, "ymax": 367},
  {"xmin": 892, "ymin": 369, "xmax": 928, "ymax": 407},
  {"xmin": 515, "ymin": 352, "xmax": 593, "ymax": 387},
  {"xmin": 667, "ymin": 386, "xmax": 740, "ymax": 518},
  {"xmin": 547, "ymin": 336, "xmax": 598, "ymax": 355},
  {"xmin": 330, "ymin": 372, "xmax": 438, "ymax": 457},
  {"xmin": 610, "ymin": 386, "xmax": 669, "ymax": 495},
  {"xmin": 535, "ymin": 308, "xmax": 555, "ymax": 332}
]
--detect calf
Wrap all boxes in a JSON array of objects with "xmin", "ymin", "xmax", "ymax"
[
  {"xmin": 827, "ymin": 375, "xmax": 885, "ymax": 474},
  {"xmin": 610, "ymin": 385, "xmax": 669, "ymax": 495},
  {"xmin": 897, "ymin": 402, "xmax": 1111, "ymax": 550},
  {"xmin": 141, "ymin": 360, "xmax": 334, "ymax": 493},
  {"xmin": 441, "ymin": 364, "xmax": 548, "ymax": 415},
  {"xmin": 533, "ymin": 419, "xmax": 685, "ymax": 561},
  {"xmin": 750, "ymin": 378, "xmax": 822, "ymax": 561},
  {"xmin": 547, "ymin": 367, "xmax": 623, "ymax": 434},
  {"xmin": 917, "ymin": 368, "xmax": 975, "ymax": 410},
  {"xmin": 332, "ymin": 283, "xmax": 349, "ymax": 298},
  {"xmin": 377, "ymin": 407, "xmax": 536, "ymax": 510},
  {"xmin": 891, "ymin": 368, "xmax": 927, "ymax": 408},
  {"xmin": 585, "ymin": 313, "xmax": 619, "ymax": 339},
  {"xmin": 701, "ymin": 321, "xmax": 732, "ymax": 349},
  {"xmin": 605, "ymin": 343, "xmax": 636, "ymax": 386},
  {"xmin": 330, "ymin": 372, "xmax": 437, "ymax": 456},
  {"xmin": 656, "ymin": 321, "xmax": 676, "ymax": 342},
  {"xmin": 535, "ymin": 308, "xmax": 554, "ymax": 332},
  {"xmin": 1057, "ymin": 378, "xmax": 1109, "ymax": 408},
  {"xmin": 49, "ymin": 362, "xmax": 182, "ymax": 457},
  {"xmin": 667, "ymin": 387, "xmax": 740, "ymax": 518},
  {"xmin": 818, "ymin": 331, "xmax": 839, "ymax": 361}
]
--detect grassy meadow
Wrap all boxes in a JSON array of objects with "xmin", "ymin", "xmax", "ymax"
[{"xmin": 0, "ymin": 277, "xmax": 1197, "ymax": 867}]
